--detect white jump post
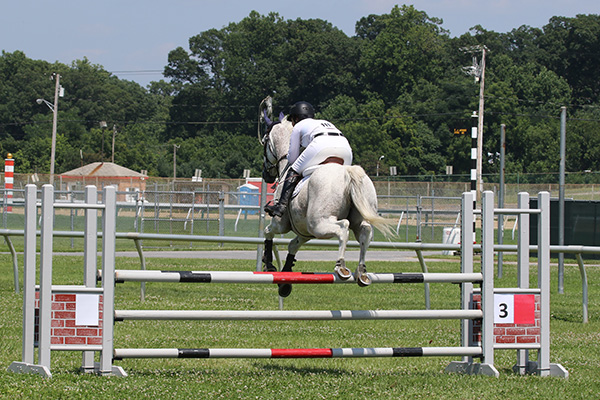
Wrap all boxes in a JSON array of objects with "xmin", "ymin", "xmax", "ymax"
[
  {"xmin": 516, "ymin": 192, "xmax": 530, "ymax": 374},
  {"xmin": 82, "ymin": 185, "xmax": 97, "ymax": 373},
  {"xmin": 8, "ymin": 184, "xmax": 125, "ymax": 378},
  {"xmin": 445, "ymin": 191, "xmax": 497, "ymax": 376},
  {"xmin": 496, "ymin": 191, "xmax": 566, "ymax": 377},
  {"xmin": 446, "ymin": 191, "xmax": 567, "ymax": 378}
]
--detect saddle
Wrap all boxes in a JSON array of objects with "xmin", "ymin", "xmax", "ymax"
[{"xmin": 319, "ymin": 156, "xmax": 344, "ymax": 165}]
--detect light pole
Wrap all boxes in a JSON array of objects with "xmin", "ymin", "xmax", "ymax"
[
  {"xmin": 461, "ymin": 45, "xmax": 487, "ymax": 202},
  {"xmin": 376, "ymin": 155, "xmax": 385, "ymax": 177},
  {"xmin": 36, "ymin": 73, "xmax": 61, "ymax": 185}
]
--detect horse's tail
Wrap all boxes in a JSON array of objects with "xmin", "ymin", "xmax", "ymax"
[{"xmin": 347, "ymin": 166, "xmax": 396, "ymax": 238}]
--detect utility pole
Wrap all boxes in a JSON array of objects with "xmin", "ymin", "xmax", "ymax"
[
  {"xmin": 461, "ymin": 45, "xmax": 487, "ymax": 202},
  {"xmin": 36, "ymin": 73, "xmax": 62, "ymax": 186}
]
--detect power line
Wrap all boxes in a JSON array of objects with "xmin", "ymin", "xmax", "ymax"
[{"xmin": 109, "ymin": 70, "xmax": 164, "ymax": 76}]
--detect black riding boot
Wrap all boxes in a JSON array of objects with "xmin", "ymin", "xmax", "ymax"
[{"xmin": 264, "ymin": 169, "xmax": 301, "ymax": 217}]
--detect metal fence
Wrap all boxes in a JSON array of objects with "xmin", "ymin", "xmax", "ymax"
[
  {"xmin": 2, "ymin": 176, "xmax": 600, "ymax": 244},
  {"xmin": 0, "ymin": 188, "xmax": 592, "ymax": 324},
  {"xmin": 0, "ymin": 187, "xmax": 463, "ymax": 244}
]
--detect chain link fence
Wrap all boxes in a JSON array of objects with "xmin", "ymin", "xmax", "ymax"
[{"xmin": 2, "ymin": 172, "xmax": 600, "ymax": 248}]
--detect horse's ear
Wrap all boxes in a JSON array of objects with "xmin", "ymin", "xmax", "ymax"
[
  {"xmin": 264, "ymin": 110, "xmax": 273, "ymax": 127},
  {"xmin": 279, "ymin": 111, "xmax": 285, "ymax": 122}
]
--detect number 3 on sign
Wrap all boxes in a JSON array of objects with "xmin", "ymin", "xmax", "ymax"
[
  {"xmin": 494, "ymin": 294, "xmax": 515, "ymax": 323},
  {"xmin": 493, "ymin": 294, "xmax": 535, "ymax": 324}
]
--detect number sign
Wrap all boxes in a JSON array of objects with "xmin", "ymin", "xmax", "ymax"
[{"xmin": 494, "ymin": 294, "xmax": 535, "ymax": 324}]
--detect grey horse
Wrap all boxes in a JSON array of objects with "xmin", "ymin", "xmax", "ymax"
[{"xmin": 261, "ymin": 115, "xmax": 394, "ymax": 297}]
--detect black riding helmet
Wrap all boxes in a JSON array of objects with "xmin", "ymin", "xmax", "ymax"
[{"xmin": 289, "ymin": 101, "xmax": 315, "ymax": 121}]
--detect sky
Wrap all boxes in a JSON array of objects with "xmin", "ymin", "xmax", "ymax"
[{"xmin": 2, "ymin": 1, "xmax": 598, "ymax": 88}]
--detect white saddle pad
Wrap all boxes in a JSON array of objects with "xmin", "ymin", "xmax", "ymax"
[{"xmin": 292, "ymin": 175, "xmax": 311, "ymax": 198}]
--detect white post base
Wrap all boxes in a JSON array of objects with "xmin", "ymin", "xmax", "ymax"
[
  {"xmin": 512, "ymin": 362, "xmax": 569, "ymax": 378},
  {"xmin": 94, "ymin": 362, "xmax": 128, "ymax": 377},
  {"xmin": 445, "ymin": 361, "xmax": 500, "ymax": 378},
  {"xmin": 7, "ymin": 362, "xmax": 52, "ymax": 378},
  {"xmin": 8, "ymin": 361, "xmax": 127, "ymax": 378}
]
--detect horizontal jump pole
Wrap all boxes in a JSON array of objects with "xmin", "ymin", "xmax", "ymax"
[
  {"xmin": 113, "ymin": 346, "xmax": 483, "ymax": 360},
  {"xmin": 110, "ymin": 270, "xmax": 483, "ymax": 284},
  {"xmin": 114, "ymin": 309, "xmax": 483, "ymax": 321}
]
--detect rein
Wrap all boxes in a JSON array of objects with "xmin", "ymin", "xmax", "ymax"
[{"xmin": 263, "ymin": 128, "xmax": 288, "ymax": 183}]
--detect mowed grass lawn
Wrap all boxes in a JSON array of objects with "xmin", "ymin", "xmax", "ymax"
[{"xmin": 1, "ymin": 253, "xmax": 599, "ymax": 399}]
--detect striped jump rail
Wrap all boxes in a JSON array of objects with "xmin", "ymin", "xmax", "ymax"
[
  {"xmin": 113, "ymin": 346, "xmax": 483, "ymax": 360},
  {"xmin": 110, "ymin": 270, "xmax": 483, "ymax": 284},
  {"xmin": 114, "ymin": 309, "xmax": 483, "ymax": 321}
]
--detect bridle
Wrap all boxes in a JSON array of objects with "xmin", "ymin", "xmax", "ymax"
[
  {"xmin": 261, "ymin": 118, "xmax": 289, "ymax": 184},
  {"xmin": 257, "ymin": 99, "xmax": 304, "ymax": 185}
]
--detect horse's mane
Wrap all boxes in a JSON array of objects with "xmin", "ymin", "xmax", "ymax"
[
  {"xmin": 268, "ymin": 115, "xmax": 293, "ymax": 140},
  {"xmin": 279, "ymin": 115, "xmax": 293, "ymax": 129}
]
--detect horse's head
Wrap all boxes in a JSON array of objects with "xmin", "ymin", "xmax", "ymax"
[
  {"xmin": 262, "ymin": 111, "xmax": 292, "ymax": 184},
  {"xmin": 260, "ymin": 110, "xmax": 285, "ymax": 143}
]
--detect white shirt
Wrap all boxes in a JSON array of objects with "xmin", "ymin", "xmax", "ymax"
[{"xmin": 288, "ymin": 119, "xmax": 342, "ymax": 163}]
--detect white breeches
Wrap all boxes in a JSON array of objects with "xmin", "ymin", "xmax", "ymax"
[{"xmin": 290, "ymin": 136, "xmax": 353, "ymax": 176}]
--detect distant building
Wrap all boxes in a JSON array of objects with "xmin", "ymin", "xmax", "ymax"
[{"xmin": 59, "ymin": 162, "xmax": 147, "ymax": 201}]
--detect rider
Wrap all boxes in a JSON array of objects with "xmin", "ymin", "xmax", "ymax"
[{"xmin": 264, "ymin": 101, "xmax": 353, "ymax": 217}]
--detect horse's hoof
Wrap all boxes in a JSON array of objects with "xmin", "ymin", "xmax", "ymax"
[
  {"xmin": 357, "ymin": 274, "xmax": 372, "ymax": 287},
  {"xmin": 335, "ymin": 260, "xmax": 352, "ymax": 280},
  {"xmin": 278, "ymin": 284, "xmax": 292, "ymax": 297},
  {"xmin": 263, "ymin": 263, "xmax": 277, "ymax": 272},
  {"xmin": 355, "ymin": 264, "xmax": 371, "ymax": 287}
]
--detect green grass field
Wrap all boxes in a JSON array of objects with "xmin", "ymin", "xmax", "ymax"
[{"xmin": 1, "ymin": 253, "xmax": 599, "ymax": 399}]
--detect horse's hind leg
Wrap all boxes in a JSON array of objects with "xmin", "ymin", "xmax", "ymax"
[
  {"xmin": 309, "ymin": 218, "xmax": 352, "ymax": 280},
  {"xmin": 354, "ymin": 221, "xmax": 373, "ymax": 287}
]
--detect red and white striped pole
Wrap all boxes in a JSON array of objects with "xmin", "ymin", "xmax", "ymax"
[{"xmin": 4, "ymin": 153, "xmax": 14, "ymax": 213}]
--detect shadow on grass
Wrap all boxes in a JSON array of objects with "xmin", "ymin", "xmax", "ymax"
[
  {"xmin": 256, "ymin": 362, "xmax": 454, "ymax": 379},
  {"xmin": 257, "ymin": 363, "xmax": 348, "ymax": 376}
]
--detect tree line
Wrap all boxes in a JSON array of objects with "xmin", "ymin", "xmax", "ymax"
[{"xmin": 1, "ymin": 5, "xmax": 599, "ymax": 182}]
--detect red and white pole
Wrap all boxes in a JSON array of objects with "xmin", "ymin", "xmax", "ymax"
[{"xmin": 4, "ymin": 153, "xmax": 14, "ymax": 213}]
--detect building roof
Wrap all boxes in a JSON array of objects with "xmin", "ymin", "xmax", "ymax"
[{"xmin": 59, "ymin": 162, "xmax": 147, "ymax": 179}]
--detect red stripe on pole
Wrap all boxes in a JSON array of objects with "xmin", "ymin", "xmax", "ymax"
[
  {"xmin": 271, "ymin": 348, "xmax": 333, "ymax": 358},
  {"xmin": 254, "ymin": 272, "xmax": 335, "ymax": 283},
  {"xmin": 514, "ymin": 294, "xmax": 535, "ymax": 324},
  {"xmin": 4, "ymin": 158, "xmax": 13, "ymax": 213}
]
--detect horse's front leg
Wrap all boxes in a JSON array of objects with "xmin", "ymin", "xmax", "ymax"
[
  {"xmin": 278, "ymin": 236, "xmax": 308, "ymax": 298},
  {"xmin": 262, "ymin": 224, "xmax": 277, "ymax": 272}
]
